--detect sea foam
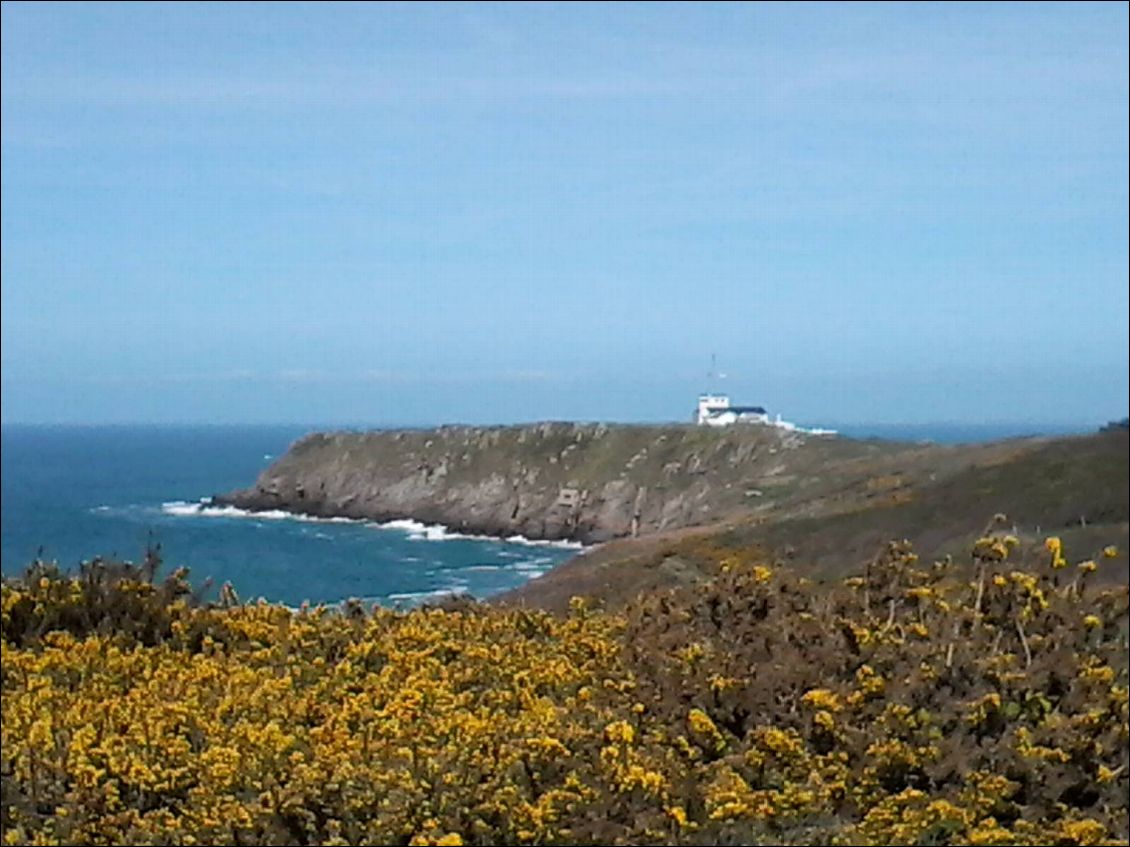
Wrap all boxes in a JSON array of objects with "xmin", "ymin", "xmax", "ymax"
[
  {"xmin": 373, "ymin": 518, "xmax": 583, "ymax": 549},
  {"xmin": 769, "ymin": 415, "xmax": 838, "ymax": 436},
  {"xmin": 161, "ymin": 501, "xmax": 585, "ymax": 549},
  {"xmin": 160, "ymin": 500, "xmax": 356, "ymax": 523}
]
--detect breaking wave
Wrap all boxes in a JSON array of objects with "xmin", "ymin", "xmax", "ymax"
[
  {"xmin": 160, "ymin": 501, "xmax": 357, "ymax": 523},
  {"xmin": 375, "ymin": 518, "xmax": 583, "ymax": 550},
  {"xmin": 159, "ymin": 502, "xmax": 585, "ymax": 549},
  {"xmin": 769, "ymin": 415, "xmax": 838, "ymax": 436}
]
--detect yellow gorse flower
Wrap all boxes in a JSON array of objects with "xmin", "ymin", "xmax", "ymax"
[
  {"xmin": 3, "ymin": 532, "xmax": 1126, "ymax": 846},
  {"xmin": 1045, "ymin": 536, "xmax": 1069, "ymax": 569},
  {"xmin": 801, "ymin": 688, "xmax": 842, "ymax": 712}
]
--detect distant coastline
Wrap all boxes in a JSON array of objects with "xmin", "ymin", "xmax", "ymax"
[{"xmin": 213, "ymin": 420, "xmax": 1109, "ymax": 547}]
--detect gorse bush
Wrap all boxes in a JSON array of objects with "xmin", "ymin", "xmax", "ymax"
[
  {"xmin": 2, "ymin": 548, "xmax": 203, "ymax": 649},
  {"xmin": 619, "ymin": 532, "xmax": 1127, "ymax": 845},
  {"xmin": 1, "ymin": 528, "xmax": 1127, "ymax": 846}
]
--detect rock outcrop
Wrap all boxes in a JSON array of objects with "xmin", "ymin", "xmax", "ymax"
[{"xmin": 217, "ymin": 422, "xmax": 913, "ymax": 544}]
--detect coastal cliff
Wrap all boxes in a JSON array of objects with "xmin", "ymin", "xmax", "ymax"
[
  {"xmin": 501, "ymin": 427, "xmax": 1129, "ymax": 610},
  {"xmin": 216, "ymin": 422, "xmax": 950, "ymax": 544}
]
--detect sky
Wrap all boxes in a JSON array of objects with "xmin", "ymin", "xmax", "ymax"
[{"xmin": 2, "ymin": 1, "xmax": 1127, "ymax": 427}]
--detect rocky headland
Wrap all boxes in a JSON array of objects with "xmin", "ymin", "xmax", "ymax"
[
  {"xmin": 217, "ymin": 422, "xmax": 1068, "ymax": 544},
  {"xmin": 217, "ymin": 423, "xmax": 871, "ymax": 543},
  {"xmin": 216, "ymin": 422, "xmax": 1128, "ymax": 606}
]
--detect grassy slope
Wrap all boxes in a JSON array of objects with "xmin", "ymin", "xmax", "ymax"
[
  {"xmin": 501, "ymin": 429, "xmax": 1129, "ymax": 611},
  {"xmin": 235, "ymin": 423, "xmax": 935, "ymax": 541},
  {"xmin": 241, "ymin": 422, "xmax": 1072, "ymax": 545}
]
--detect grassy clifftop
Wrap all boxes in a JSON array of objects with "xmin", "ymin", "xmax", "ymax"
[
  {"xmin": 503, "ymin": 429, "xmax": 1129, "ymax": 611},
  {"xmin": 220, "ymin": 422, "xmax": 1060, "ymax": 545}
]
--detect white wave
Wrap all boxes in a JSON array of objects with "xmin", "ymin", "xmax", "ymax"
[
  {"xmin": 377, "ymin": 518, "xmax": 429, "ymax": 533},
  {"xmin": 90, "ymin": 504, "xmax": 152, "ymax": 517},
  {"xmin": 512, "ymin": 556, "xmax": 554, "ymax": 571},
  {"xmin": 161, "ymin": 500, "xmax": 359, "ymax": 524},
  {"xmin": 504, "ymin": 534, "xmax": 584, "ymax": 550},
  {"xmin": 375, "ymin": 519, "xmax": 584, "ymax": 549},
  {"xmin": 376, "ymin": 518, "xmax": 480, "ymax": 542},
  {"xmin": 162, "ymin": 501, "xmax": 586, "ymax": 550},
  {"xmin": 464, "ymin": 564, "xmax": 502, "ymax": 572},
  {"xmin": 160, "ymin": 500, "xmax": 213, "ymax": 517},
  {"xmin": 770, "ymin": 414, "xmax": 838, "ymax": 436},
  {"xmin": 385, "ymin": 587, "xmax": 466, "ymax": 603}
]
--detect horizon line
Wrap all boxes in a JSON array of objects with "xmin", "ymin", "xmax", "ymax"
[{"xmin": 1, "ymin": 418, "xmax": 1117, "ymax": 430}]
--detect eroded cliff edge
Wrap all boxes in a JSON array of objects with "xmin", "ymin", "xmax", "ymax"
[{"xmin": 217, "ymin": 422, "xmax": 957, "ymax": 544}]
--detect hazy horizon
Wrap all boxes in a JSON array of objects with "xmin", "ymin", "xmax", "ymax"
[{"xmin": 3, "ymin": 3, "xmax": 1128, "ymax": 426}]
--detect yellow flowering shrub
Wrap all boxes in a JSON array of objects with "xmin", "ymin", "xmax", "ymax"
[
  {"xmin": 619, "ymin": 532, "xmax": 1129, "ymax": 845},
  {"xmin": 2, "ymin": 530, "xmax": 1127, "ymax": 845}
]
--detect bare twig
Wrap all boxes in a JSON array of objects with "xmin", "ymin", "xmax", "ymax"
[
  {"xmin": 1015, "ymin": 617, "xmax": 1032, "ymax": 668},
  {"xmin": 973, "ymin": 560, "xmax": 987, "ymax": 627},
  {"xmin": 881, "ymin": 597, "xmax": 897, "ymax": 633}
]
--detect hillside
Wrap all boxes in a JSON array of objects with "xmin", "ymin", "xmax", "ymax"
[
  {"xmin": 502, "ymin": 429, "xmax": 1129, "ymax": 611},
  {"xmin": 216, "ymin": 422, "xmax": 1064, "ymax": 545}
]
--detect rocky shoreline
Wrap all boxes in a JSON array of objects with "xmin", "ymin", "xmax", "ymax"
[{"xmin": 215, "ymin": 422, "xmax": 892, "ymax": 545}]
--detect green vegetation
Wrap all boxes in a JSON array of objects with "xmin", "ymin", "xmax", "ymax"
[
  {"xmin": 3, "ymin": 528, "xmax": 1127, "ymax": 846},
  {"xmin": 506, "ymin": 428, "xmax": 1128, "ymax": 611},
  {"xmin": 222, "ymin": 421, "xmax": 984, "ymax": 543}
]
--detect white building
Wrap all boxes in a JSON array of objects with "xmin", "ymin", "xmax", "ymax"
[{"xmin": 694, "ymin": 393, "xmax": 769, "ymax": 427}]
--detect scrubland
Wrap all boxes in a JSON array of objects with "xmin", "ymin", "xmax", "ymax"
[{"xmin": 2, "ymin": 529, "xmax": 1127, "ymax": 846}]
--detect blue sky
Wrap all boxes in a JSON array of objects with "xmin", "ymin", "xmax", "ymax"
[{"xmin": 2, "ymin": 2, "xmax": 1127, "ymax": 426}]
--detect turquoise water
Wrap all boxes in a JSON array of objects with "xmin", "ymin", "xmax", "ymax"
[
  {"xmin": 0, "ymin": 422, "xmax": 1092, "ymax": 606},
  {"xmin": 0, "ymin": 425, "xmax": 577, "ymax": 607}
]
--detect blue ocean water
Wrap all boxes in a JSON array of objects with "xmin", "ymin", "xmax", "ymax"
[
  {"xmin": 0, "ymin": 422, "xmax": 1094, "ymax": 606},
  {"xmin": 819, "ymin": 421, "xmax": 1092, "ymax": 444},
  {"xmin": 0, "ymin": 425, "xmax": 577, "ymax": 607}
]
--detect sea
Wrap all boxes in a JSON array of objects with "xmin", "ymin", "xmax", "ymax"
[
  {"xmin": 0, "ymin": 421, "xmax": 1093, "ymax": 607},
  {"xmin": 0, "ymin": 425, "xmax": 581, "ymax": 608}
]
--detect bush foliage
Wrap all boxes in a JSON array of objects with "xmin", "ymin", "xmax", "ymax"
[{"xmin": 2, "ymin": 528, "xmax": 1127, "ymax": 846}]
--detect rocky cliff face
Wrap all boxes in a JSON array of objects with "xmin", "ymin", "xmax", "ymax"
[{"xmin": 217, "ymin": 422, "xmax": 912, "ymax": 544}]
